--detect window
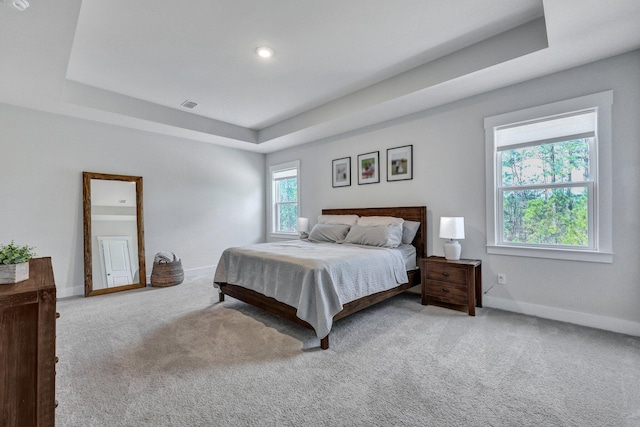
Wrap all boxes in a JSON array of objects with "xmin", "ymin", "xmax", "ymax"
[
  {"xmin": 498, "ymin": 112, "xmax": 595, "ymax": 248},
  {"xmin": 270, "ymin": 161, "xmax": 299, "ymax": 236},
  {"xmin": 485, "ymin": 91, "xmax": 612, "ymax": 263}
]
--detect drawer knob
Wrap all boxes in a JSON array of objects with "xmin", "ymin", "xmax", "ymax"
[
  {"xmin": 442, "ymin": 272, "xmax": 450, "ymax": 277},
  {"xmin": 442, "ymin": 288, "xmax": 450, "ymax": 292}
]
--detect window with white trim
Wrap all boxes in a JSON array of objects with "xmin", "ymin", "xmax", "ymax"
[
  {"xmin": 485, "ymin": 91, "xmax": 613, "ymax": 263},
  {"xmin": 270, "ymin": 161, "xmax": 299, "ymax": 236}
]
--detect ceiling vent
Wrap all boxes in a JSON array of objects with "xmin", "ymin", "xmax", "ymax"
[{"xmin": 180, "ymin": 100, "xmax": 198, "ymax": 109}]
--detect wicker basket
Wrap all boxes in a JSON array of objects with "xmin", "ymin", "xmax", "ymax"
[{"xmin": 150, "ymin": 260, "xmax": 184, "ymax": 287}]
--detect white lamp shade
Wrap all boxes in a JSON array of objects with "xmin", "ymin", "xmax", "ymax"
[
  {"xmin": 296, "ymin": 217, "xmax": 309, "ymax": 233},
  {"xmin": 439, "ymin": 217, "xmax": 465, "ymax": 240}
]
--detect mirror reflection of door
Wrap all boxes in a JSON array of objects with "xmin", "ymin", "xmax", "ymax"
[
  {"xmin": 98, "ymin": 237, "xmax": 134, "ymax": 287},
  {"xmin": 90, "ymin": 180, "xmax": 139, "ymax": 290}
]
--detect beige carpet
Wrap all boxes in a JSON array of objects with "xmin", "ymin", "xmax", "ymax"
[{"xmin": 55, "ymin": 274, "xmax": 640, "ymax": 426}]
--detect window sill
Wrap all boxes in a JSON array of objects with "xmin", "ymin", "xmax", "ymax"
[
  {"xmin": 486, "ymin": 245, "xmax": 613, "ymax": 263},
  {"xmin": 270, "ymin": 232, "xmax": 298, "ymax": 240}
]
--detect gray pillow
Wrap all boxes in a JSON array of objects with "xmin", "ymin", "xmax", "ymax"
[
  {"xmin": 343, "ymin": 224, "xmax": 403, "ymax": 248},
  {"xmin": 402, "ymin": 220, "xmax": 421, "ymax": 244},
  {"xmin": 308, "ymin": 224, "xmax": 351, "ymax": 243}
]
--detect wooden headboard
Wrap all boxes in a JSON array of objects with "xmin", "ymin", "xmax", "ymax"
[{"xmin": 321, "ymin": 206, "xmax": 427, "ymax": 259}]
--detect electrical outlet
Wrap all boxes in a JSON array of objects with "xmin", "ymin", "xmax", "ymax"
[{"xmin": 497, "ymin": 273, "xmax": 507, "ymax": 285}]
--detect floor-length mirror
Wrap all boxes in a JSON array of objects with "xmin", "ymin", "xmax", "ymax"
[{"xmin": 83, "ymin": 172, "xmax": 146, "ymax": 297}]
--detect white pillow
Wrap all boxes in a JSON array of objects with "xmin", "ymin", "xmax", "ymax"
[
  {"xmin": 343, "ymin": 224, "xmax": 403, "ymax": 248},
  {"xmin": 402, "ymin": 220, "xmax": 421, "ymax": 244},
  {"xmin": 357, "ymin": 216, "xmax": 404, "ymax": 226},
  {"xmin": 317, "ymin": 214, "xmax": 359, "ymax": 226},
  {"xmin": 308, "ymin": 224, "xmax": 351, "ymax": 243}
]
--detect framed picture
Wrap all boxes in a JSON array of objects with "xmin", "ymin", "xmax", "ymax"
[
  {"xmin": 387, "ymin": 145, "xmax": 413, "ymax": 182},
  {"xmin": 357, "ymin": 151, "xmax": 380, "ymax": 185},
  {"xmin": 332, "ymin": 157, "xmax": 351, "ymax": 187}
]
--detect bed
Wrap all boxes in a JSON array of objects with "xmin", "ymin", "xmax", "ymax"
[{"xmin": 213, "ymin": 206, "xmax": 427, "ymax": 349}]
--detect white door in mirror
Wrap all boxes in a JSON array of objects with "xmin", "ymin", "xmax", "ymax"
[{"xmin": 100, "ymin": 238, "xmax": 133, "ymax": 287}]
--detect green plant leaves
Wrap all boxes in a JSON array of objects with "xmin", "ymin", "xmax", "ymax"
[{"xmin": 0, "ymin": 241, "xmax": 36, "ymax": 264}]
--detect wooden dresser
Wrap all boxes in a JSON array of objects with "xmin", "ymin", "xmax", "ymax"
[{"xmin": 0, "ymin": 257, "xmax": 57, "ymax": 427}]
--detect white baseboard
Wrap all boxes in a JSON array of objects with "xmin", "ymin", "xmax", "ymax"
[
  {"xmin": 483, "ymin": 295, "xmax": 640, "ymax": 337},
  {"xmin": 58, "ymin": 285, "xmax": 85, "ymax": 299},
  {"xmin": 183, "ymin": 266, "xmax": 216, "ymax": 277}
]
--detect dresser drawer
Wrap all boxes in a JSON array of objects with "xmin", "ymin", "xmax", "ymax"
[
  {"xmin": 425, "ymin": 280, "xmax": 468, "ymax": 303},
  {"xmin": 426, "ymin": 263, "xmax": 468, "ymax": 285}
]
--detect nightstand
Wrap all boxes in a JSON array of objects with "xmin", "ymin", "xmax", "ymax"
[{"xmin": 421, "ymin": 256, "xmax": 482, "ymax": 316}]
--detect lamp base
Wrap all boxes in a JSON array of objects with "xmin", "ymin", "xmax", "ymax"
[{"xmin": 443, "ymin": 240, "xmax": 461, "ymax": 260}]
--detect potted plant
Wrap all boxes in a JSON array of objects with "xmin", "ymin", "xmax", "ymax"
[{"xmin": 0, "ymin": 241, "xmax": 36, "ymax": 284}]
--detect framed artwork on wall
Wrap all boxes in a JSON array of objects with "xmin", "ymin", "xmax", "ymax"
[
  {"xmin": 357, "ymin": 151, "xmax": 380, "ymax": 185},
  {"xmin": 387, "ymin": 145, "xmax": 413, "ymax": 182},
  {"xmin": 332, "ymin": 157, "xmax": 351, "ymax": 187}
]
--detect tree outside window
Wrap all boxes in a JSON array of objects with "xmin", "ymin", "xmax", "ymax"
[
  {"xmin": 270, "ymin": 161, "xmax": 300, "ymax": 235},
  {"xmin": 275, "ymin": 176, "xmax": 298, "ymax": 233},
  {"xmin": 499, "ymin": 138, "xmax": 591, "ymax": 247}
]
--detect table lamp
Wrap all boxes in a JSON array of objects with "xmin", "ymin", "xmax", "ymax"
[
  {"xmin": 296, "ymin": 217, "xmax": 309, "ymax": 239},
  {"xmin": 439, "ymin": 217, "xmax": 465, "ymax": 260}
]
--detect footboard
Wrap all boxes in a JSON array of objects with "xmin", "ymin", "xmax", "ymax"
[
  {"xmin": 216, "ymin": 268, "xmax": 419, "ymax": 350},
  {"xmin": 216, "ymin": 282, "xmax": 329, "ymax": 348}
]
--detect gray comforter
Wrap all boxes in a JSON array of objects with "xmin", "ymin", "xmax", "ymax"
[{"xmin": 213, "ymin": 240, "xmax": 409, "ymax": 339}]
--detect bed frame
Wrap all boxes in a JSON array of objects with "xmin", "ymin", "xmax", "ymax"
[{"xmin": 215, "ymin": 206, "xmax": 427, "ymax": 349}]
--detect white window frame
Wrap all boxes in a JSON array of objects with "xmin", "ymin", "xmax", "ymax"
[
  {"xmin": 484, "ymin": 91, "xmax": 613, "ymax": 263},
  {"xmin": 268, "ymin": 160, "xmax": 300, "ymax": 238}
]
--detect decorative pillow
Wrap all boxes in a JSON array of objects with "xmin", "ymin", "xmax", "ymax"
[
  {"xmin": 402, "ymin": 220, "xmax": 421, "ymax": 244},
  {"xmin": 343, "ymin": 224, "xmax": 403, "ymax": 248},
  {"xmin": 317, "ymin": 214, "xmax": 359, "ymax": 226},
  {"xmin": 308, "ymin": 224, "xmax": 351, "ymax": 243},
  {"xmin": 356, "ymin": 216, "xmax": 404, "ymax": 226}
]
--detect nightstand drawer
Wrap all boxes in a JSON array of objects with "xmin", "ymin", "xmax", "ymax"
[
  {"xmin": 426, "ymin": 280, "xmax": 468, "ymax": 302},
  {"xmin": 426, "ymin": 263, "xmax": 468, "ymax": 285}
]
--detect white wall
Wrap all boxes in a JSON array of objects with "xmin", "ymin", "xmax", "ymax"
[
  {"xmin": 266, "ymin": 50, "xmax": 640, "ymax": 336},
  {"xmin": 0, "ymin": 105, "xmax": 265, "ymax": 297}
]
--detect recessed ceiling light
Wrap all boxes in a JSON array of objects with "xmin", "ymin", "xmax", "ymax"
[
  {"xmin": 4, "ymin": 0, "xmax": 29, "ymax": 11},
  {"xmin": 256, "ymin": 47, "xmax": 274, "ymax": 59}
]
